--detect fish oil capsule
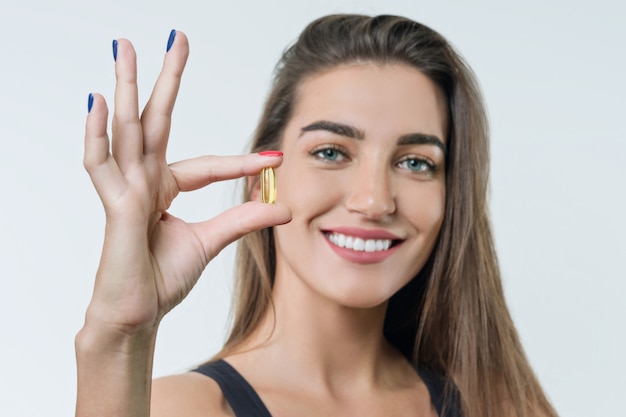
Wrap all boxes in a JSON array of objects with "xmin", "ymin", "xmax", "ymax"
[{"xmin": 260, "ymin": 167, "xmax": 276, "ymax": 204}]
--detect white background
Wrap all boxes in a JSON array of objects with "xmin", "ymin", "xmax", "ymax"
[{"xmin": 0, "ymin": 0, "xmax": 624, "ymax": 416}]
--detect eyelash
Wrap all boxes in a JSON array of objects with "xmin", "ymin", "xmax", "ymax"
[
  {"xmin": 396, "ymin": 156, "xmax": 437, "ymax": 174},
  {"xmin": 310, "ymin": 144, "xmax": 349, "ymax": 162},
  {"xmin": 309, "ymin": 145, "xmax": 438, "ymax": 175}
]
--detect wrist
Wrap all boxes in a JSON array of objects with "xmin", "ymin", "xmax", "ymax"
[
  {"xmin": 74, "ymin": 318, "xmax": 157, "ymax": 417},
  {"xmin": 75, "ymin": 317, "xmax": 159, "ymax": 359}
]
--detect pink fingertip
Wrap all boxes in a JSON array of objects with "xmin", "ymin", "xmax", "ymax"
[{"xmin": 259, "ymin": 151, "xmax": 283, "ymax": 157}]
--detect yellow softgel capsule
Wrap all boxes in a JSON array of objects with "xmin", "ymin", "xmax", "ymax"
[{"xmin": 260, "ymin": 167, "xmax": 276, "ymax": 204}]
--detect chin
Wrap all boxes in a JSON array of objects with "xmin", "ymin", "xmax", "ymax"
[{"xmin": 312, "ymin": 273, "xmax": 407, "ymax": 310}]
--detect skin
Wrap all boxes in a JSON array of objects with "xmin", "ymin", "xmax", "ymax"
[
  {"xmin": 273, "ymin": 64, "xmax": 447, "ymax": 310},
  {"xmin": 154, "ymin": 65, "xmax": 448, "ymax": 417},
  {"xmin": 76, "ymin": 33, "xmax": 291, "ymax": 417},
  {"xmin": 77, "ymin": 32, "xmax": 447, "ymax": 417}
]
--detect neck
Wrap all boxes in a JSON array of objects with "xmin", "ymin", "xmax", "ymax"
[{"xmin": 236, "ymin": 268, "xmax": 399, "ymax": 392}]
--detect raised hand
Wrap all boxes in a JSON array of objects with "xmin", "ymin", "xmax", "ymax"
[{"xmin": 82, "ymin": 31, "xmax": 291, "ymax": 335}]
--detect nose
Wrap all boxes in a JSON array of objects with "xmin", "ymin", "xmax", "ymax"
[{"xmin": 344, "ymin": 159, "xmax": 396, "ymax": 220}]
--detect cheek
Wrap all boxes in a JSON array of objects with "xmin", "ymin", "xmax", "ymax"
[
  {"xmin": 400, "ymin": 184, "xmax": 446, "ymax": 233},
  {"xmin": 275, "ymin": 165, "xmax": 345, "ymax": 215}
]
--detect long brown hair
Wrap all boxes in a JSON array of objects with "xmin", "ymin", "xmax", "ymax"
[{"xmin": 217, "ymin": 14, "xmax": 557, "ymax": 417}]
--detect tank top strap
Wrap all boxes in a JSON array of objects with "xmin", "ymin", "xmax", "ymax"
[
  {"xmin": 193, "ymin": 359, "xmax": 272, "ymax": 417},
  {"xmin": 193, "ymin": 360, "xmax": 461, "ymax": 417},
  {"xmin": 417, "ymin": 367, "xmax": 463, "ymax": 417}
]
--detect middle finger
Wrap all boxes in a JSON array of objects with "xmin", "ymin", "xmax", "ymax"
[{"xmin": 141, "ymin": 30, "xmax": 190, "ymax": 159}]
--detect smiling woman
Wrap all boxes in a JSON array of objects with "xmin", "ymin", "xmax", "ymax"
[
  {"xmin": 76, "ymin": 14, "xmax": 558, "ymax": 417},
  {"xmin": 267, "ymin": 64, "xmax": 447, "ymax": 311}
]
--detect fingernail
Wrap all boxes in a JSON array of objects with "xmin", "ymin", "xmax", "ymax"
[
  {"xmin": 166, "ymin": 29, "xmax": 176, "ymax": 52},
  {"xmin": 87, "ymin": 93, "xmax": 94, "ymax": 113},
  {"xmin": 112, "ymin": 39, "xmax": 118, "ymax": 61},
  {"xmin": 259, "ymin": 151, "xmax": 283, "ymax": 157}
]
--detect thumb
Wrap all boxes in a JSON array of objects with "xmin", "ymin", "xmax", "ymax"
[{"xmin": 190, "ymin": 201, "xmax": 291, "ymax": 260}]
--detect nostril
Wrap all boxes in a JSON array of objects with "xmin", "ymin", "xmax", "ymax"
[{"xmin": 344, "ymin": 171, "xmax": 396, "ymax": 219}]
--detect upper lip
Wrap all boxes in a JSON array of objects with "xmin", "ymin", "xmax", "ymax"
[{"xmin": 321, "ymin": 227, "xmax": 403, "ymax": 241}]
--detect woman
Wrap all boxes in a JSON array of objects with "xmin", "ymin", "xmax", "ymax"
[{"xmin": 76, "ymin": 14, "xmax": 558, "ymax": 417}]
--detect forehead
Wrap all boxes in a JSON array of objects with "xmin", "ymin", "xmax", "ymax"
[{"xmin": 292, "ymin": 63, "xmax": 448, "ymax": 142}]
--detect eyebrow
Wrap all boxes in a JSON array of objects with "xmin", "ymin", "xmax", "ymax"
[
  {"xmin": 299, "ymin": 120, "xmax": 447, "ymax": 155},
  {"xmin": 398, "ymin": 133, "xmax": 447, "ymax": 155},
  {"xmin": 300, "ymin": 120, "xmax": 365, "ymax": 140}
]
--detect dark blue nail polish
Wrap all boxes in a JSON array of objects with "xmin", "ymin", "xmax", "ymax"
[
  {"xmin": 166, "ymin": 29, "xmax": 176, "ymax": 52},
  {"xmin": 88, "ymin": 93, "xmax": 94, "ymax": 113},
  {"xmin": 112, "ymin": 39, "xmax": 118, "ymax": 61}
]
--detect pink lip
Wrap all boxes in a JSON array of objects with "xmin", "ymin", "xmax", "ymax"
[
  {"xmin": 322, "ymin": 227, "xmax": 402, "ymax": 240},
  {"xmin": 321, "ymin": 227, "xmax": 404, "ymax": 265}
]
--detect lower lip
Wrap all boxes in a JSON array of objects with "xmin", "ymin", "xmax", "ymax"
[{"xmin": 324, "ymin": 235, "xmax": 401, "ymax": 264}]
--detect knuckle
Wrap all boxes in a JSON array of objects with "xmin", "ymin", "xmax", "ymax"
[
  {"xmin": 235, "ymin": 209, "xmax": 257, "ymax": 235},
  {"xmin": 83, "ymin": 150, "xmax": 107, "ymax": 173},
  {"xmin": 83, "ymin": 155, "xmax": 97, "ymax": 172}
]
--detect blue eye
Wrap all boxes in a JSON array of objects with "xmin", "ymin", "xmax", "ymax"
[
  {"xmin": 398, "ymin": 158, "xmax": 434, "ymax": 173},
  {"xmin": 312, "ymin": 147, "xmax": 345, "ymax": 161}
]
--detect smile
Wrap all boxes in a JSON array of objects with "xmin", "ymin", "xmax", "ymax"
[{"xmin": 325, "ymin": 232, "xmax": 393, "ymax": 252}]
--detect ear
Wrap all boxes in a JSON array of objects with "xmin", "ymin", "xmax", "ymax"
[{"xmin": 248, "ymin": 174, "xmax": 262, "ymax": 202}]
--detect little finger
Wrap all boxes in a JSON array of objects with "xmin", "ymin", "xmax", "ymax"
[{"xmin": 84, "ymin": 93, "xmax": 127, "ymax": 203}]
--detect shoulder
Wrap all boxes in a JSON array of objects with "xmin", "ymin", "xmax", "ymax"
[{"xmin": 150, "ymin": 372, "xmax": 233, "ymax": 417}]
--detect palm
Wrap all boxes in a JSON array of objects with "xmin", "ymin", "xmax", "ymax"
[
  {"xmin": 147, "ymin": 167, "xmax": 207, "ymax": 315},
  {"xmin": 109, "ymin": 155, "xmax": 203, "ymax": 325}
]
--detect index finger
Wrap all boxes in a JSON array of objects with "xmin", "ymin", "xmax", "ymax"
[{"xmin": 169, "ymin": 152, "xmax": 285, "ymax": 192}]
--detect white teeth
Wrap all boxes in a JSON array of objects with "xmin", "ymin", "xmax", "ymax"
[{"xmin": 326, "ymin": 232, "xmax": 394, "ymax": 252}]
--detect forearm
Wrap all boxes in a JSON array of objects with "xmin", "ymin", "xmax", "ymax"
[{"xmin": 75, "ymin": 321, "xmax": 158, "ymax": 417}]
